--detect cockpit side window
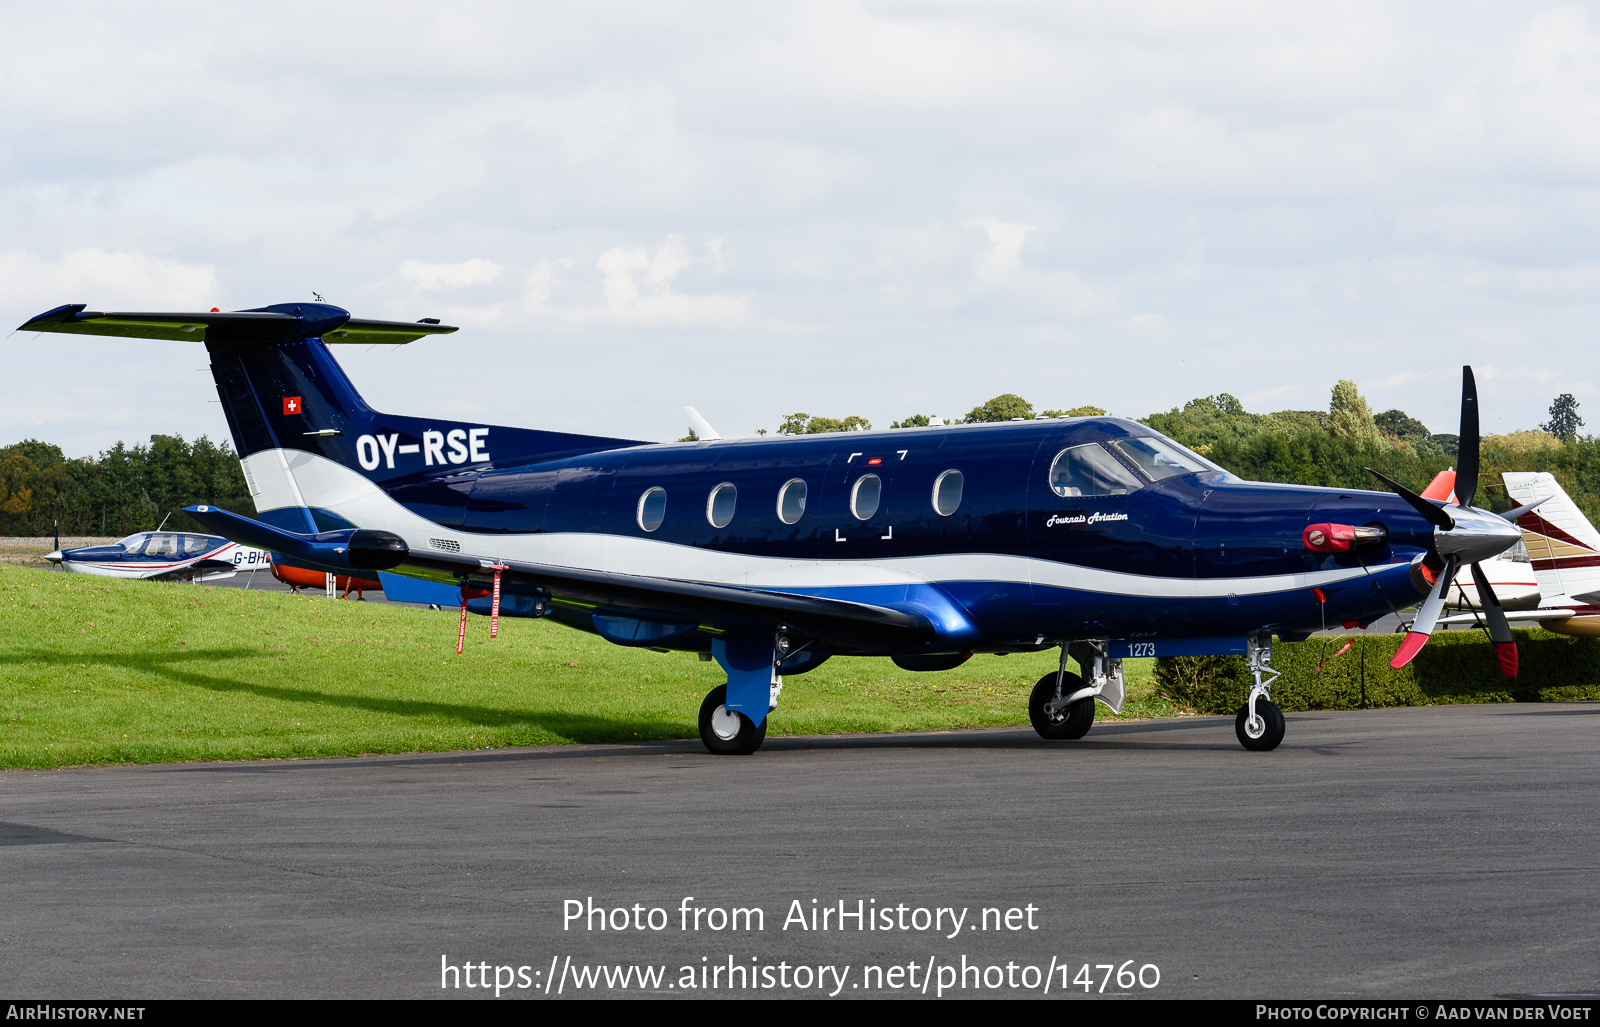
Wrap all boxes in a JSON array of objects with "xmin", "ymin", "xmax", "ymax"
[
  {"xmin": 182, "ymin": 535, "xmax": 212, "ymax": 555},
  {"xmin": 1048, "ymin": 444, "xmax": 1144, "ymax": 497},
  {"xmin": 1106, "ymin": 436, "xmax": 1211, "ymax": 482},
  {"xmin": 145, "ymin": 533, "xmax": 179, "ymax": 557}
]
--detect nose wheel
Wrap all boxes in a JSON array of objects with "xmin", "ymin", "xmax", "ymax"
[
  {"xmin": 698, "ymin": 685, "xmax": 768, "ymax": 755},
  {"xmin": 1234, "ymin": 698, "xmax": 1285, "ymax": 751}
]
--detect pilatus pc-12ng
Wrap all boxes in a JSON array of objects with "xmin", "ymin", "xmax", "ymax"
[{"xmin": 19, "ymin": 301, "xmax": 1537, "ymax": 753}]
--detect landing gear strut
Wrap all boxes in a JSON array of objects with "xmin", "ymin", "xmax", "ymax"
[{"xmin": 1235, "ymin": 632, "xmax": 1285, "ymax": 751}]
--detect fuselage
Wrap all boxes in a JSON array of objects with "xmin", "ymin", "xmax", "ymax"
[{"xmin": 242, "ymin": 415, "xmax": 1438, "ymax": 650}]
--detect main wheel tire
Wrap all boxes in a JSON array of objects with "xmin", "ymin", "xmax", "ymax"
[
  {"xmin": 1029, "ymin": 672, "xmax": 1095, "ymax": 740},
  {"xmin": 698, "ymin": 685, "xmax": 768, "ymax": 755},
  {"xmin": 1234, "ymin": 698, "xmax": 1285, "ymax": 751}
]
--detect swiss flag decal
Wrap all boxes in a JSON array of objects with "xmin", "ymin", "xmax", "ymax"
[{"xmin": 283, "ymin": 396, "xmax": 302, "ymax": 416}]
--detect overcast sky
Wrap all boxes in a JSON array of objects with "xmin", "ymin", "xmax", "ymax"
[{"xmin": 4, "ymin": 1, "xmax": 1598, "ymax": 456}]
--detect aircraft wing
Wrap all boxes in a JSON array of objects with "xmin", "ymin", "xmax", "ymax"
[
  {"xmin": 398, "ymin": 551, "xmax": 935, "ymax": 651},
  {"xmin": 182, "ymin": 503, "xmax": 933, "ymax": 649}
]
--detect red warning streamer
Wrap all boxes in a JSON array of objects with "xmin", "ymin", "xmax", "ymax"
[{"xmin": 488, "ymin": 564, "xmax": 508, "ymax": 638}]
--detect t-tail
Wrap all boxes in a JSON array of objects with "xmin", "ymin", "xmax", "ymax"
[{"xmin": 18, "ymin": 302, "xmax": 645, "ymax": 535}]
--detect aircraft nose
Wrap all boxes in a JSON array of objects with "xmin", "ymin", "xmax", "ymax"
[{"xmin": 43, "ymin": 550, "xmax": 62, "ymax": 563}]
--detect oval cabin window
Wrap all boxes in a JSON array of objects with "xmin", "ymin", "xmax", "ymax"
[
  {"xmin": 932, "ymin": 469, "xmax": 963, "ymax": 516},
  {"xmin": 707, "ymin": 482, "xmax": 737, "ymax": 528},
  {"xmin": 777, "ymin": 479, "xmax": 808, "ymax": 525},
  {"xmin": 637, "ymin": 487, "xmax": 667, "ymax": 532},
  {"xmin": 850, "ymin": 474, "xmax": 881, "ymax": 520}
]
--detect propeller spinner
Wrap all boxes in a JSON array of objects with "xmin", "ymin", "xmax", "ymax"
[{"xmin": 1366, "ymin": 367, "xmax": 1524, "ymax": 677}]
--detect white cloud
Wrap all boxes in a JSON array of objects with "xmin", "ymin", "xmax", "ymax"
[
  {"xmin": 3, "ymin": 3, "xmax": 1599, "ymax": 450},
  {"xmin": 525, "ymin": 236, "xmax": 752, "ymax": 329},
  {"xmin": 0, "ymin": 249, "xmax": 217, "ymax": 312},
  {"xmin": 397, "ymin": 258, "xmax": 503, "ymax": 292}
]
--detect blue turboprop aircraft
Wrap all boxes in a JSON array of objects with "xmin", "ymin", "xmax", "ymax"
[{"xmin": 18, "ymin": 301, "xmax": 1533, "ymax": 753}]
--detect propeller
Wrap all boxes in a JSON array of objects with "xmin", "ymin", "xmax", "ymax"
[
  {"xmin": 1366, "ymin": 366, "xmax": 1520, "ymax": 678},
  {"xmin": 1470, "ymin": 562, "xmax": 1519, "ymax": 679},
  {"xmin": 1456, "ymin": 366, "xmax": 1480, "ymax": 508}
]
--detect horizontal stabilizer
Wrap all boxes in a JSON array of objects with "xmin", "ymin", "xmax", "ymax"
[
  {"xmin": 18, "ymin": 303, "xmax": 456, "ymax": 346},
  {"xmin": 184, "ymin": 505, "xmax": 408, "ymax": 573}
]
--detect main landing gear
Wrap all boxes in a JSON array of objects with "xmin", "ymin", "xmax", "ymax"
[
  {"xmin": 697, "ymin": 631, "xmax": 793, "ymax": 755},
  {"xmin": 1028, "ymin": 642, "xmax": 1124, "ymax": 741},
  {"xmin": 698, "ymin": 684, "xmax": 768, "ymax": 756},
  {"xmin": 1234, "ymin": 632, "xmax": 1285, "ymax": 751},
  {"xmin": 1029, "ymin": 673, "xmax": 1095, "ymax": 739}
]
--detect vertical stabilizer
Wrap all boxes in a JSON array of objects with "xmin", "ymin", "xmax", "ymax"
[{"xmin": 1503, "ymin": 472, "xmax": 1600, "ymax": 606}]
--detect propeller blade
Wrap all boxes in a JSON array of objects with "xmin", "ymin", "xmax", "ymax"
[
  {"xmin": 1469, "ymin": 562, "xmax": 1519, "ymax": 679},
  {"xmin": 1457, "ymin": 366, "xmax": 1480, "ymax": 509},
  {"xmin": 1365, "ymin": 468, "xmax": 1456, "ymax": 531},
  {"xmin": 1499, "ymin": 495, "xmax": 1550, "ymax": 523},
  {"xmin": 1391, "ymin": 554, "xmax": 1458, "ymax": 669}
]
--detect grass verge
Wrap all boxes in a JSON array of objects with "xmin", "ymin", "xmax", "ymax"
[{"xmin": 0, "ymin": 564, "xmax": 1168, "ymax": 768}]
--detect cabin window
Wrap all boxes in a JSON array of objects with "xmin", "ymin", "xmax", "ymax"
[
  {"xmin": 707, "ymin": 482, "xmax": 737, "ymax": 528},
  {"xmin": 932, "ymin": 469, "xmax": 964, "ymax": 516},
  {"xmin": 1048, "ymin": 444, "xmax": 1143, "ymax": 497},
  {"xmin": 637, "ymin": 487, "xmax": 668, "ymax": 532},
  {"xmin": 850, "ymin": 474, "xmax": 881, "ymax": 520},
  {"xmin": 145, "ymin": 533, "xmax": 179, "ymax": 557},
  {"xmin": 182, "ymin": 535, "xmax": 211, "ymax": 555},
  {"xmin": 1106, "ymin": 436, "xmax": 1210, "ymax": 482},
  {"xmin": 777, "ymin": 479, "xmax": 808, "ymax": 524}
]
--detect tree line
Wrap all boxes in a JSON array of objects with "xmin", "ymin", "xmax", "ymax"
[{"xmin": 0, "ymin": 436, "xmax": 256, "ymax": 538}]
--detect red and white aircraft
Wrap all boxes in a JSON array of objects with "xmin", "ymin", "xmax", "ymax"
[{"xmin": 1437, "ymin": 471, "xmax": 1600, "ymax": 637}]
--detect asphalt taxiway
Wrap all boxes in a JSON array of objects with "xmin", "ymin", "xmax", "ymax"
[{"xmin": 3, "ymin": 704, "xmax": 1597, "ymax": 999}]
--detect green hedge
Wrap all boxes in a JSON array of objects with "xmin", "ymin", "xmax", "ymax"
[{"xmin": 1153, "ymin": 628, "xmax": 1600, "ymax": 714}]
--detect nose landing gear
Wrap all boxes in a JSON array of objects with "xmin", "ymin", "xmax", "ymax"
[
  {"xmin": 1235, "ymin": 697, "xmax": 1285, "ymax": 751},
  {"xmin": 1235, "ymin": 632, "xmax": 1285, "ymax": 751}
]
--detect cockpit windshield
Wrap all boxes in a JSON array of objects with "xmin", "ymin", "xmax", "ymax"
[
  {"xmin": 117, "ymin": 533, "xmax": 151, "ymax": 553},
  {"xmin": 1107, "ymin": 436, "xmax": 1213, "ymax": 482}
]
